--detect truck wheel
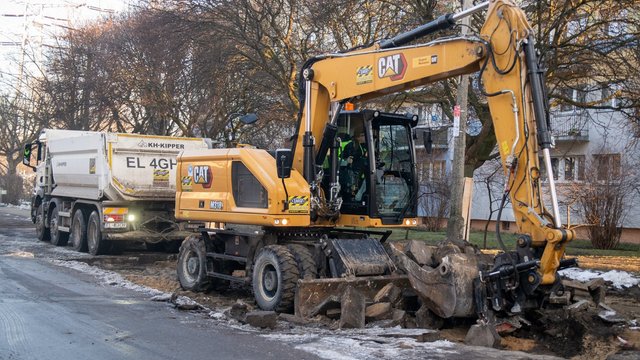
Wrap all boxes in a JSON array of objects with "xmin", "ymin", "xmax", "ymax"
[
  {"xmin": 35, "ymin": 203, "xmax": 50, "ymax": 242},
  {"xmin": 252, "ymin": 245, "xmax": 299, "ymax": 312},
  {"xmin": 287, "ymin": 244, "xmax": 318, "ymax": 279},
  {"xmin": 87, "ymin": 211, "xmax": 109, "ymax": 255},
  {"xmin": 177, "ymin": 235, "xmax": 210, "ymax": 292},
  {"xmin": 70, "ymin": 210, "xmax": 88, "ymax": 252},
  {"xmin": 49, "ymin": 206, "xmax": 69, "ymax": 246}
]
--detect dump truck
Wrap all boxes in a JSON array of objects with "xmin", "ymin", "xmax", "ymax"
[
  {"xmin": 174, "ymin": 0, "xmax": 577, "ymax": 331},
  {"xmin": 23, "ymin": 129, "xmax": 211, "ymax": 255}
]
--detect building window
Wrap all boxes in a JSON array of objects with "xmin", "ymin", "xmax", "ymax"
[
  {"xmin": 564, "ymin": 157, "xmax": 575, "ymax": 181},
  {"xmin": 560, "ymin": 88, "xmax": 575, "ymax": 112},
  {"xmin": 541, "ymin": 156, "xmax": 585, "ymax": 182},
  {"xmin": 559, "ymin": 86, "xmax": 588, "ymax": 112},
  {"xmin": 576, "ymin": 156, "xmax": 585, "ymax": 181},
  {"xmin": 601, "ymin": 85, "xmax": 619, "ymax": 108},
  {"xmin": 430, "ymin": 160, "xmax": 447, "ymax": 180},
  {"xmin": 563, "ymin": 156, "xmax": 586, "ymax": 181},
  {"xmin": 542, "ymin": 157, "xmax": 560, "ymax": 181},
  {"xmin": 593, "ymin": 154, "xmax": 621, "ymax": 181},
  {"xmin": 551, "ymin": 158, "xmax": 559, "ymax": 180},
  {"xmin": 567, "ymin": 17, "xmax": 588, "ymax": 38}
]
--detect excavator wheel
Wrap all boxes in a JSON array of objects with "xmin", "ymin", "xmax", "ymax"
[
  {"xmin": 287, "ymin": 244, "xmax": 318, "ymax": 279},
  {"xmin": 177, "ymin": 235, "xmax": 211, "ymax": 292},
  {"xmin": 252, "ymin": 245, "xmax": 299, "ymax": 312}
]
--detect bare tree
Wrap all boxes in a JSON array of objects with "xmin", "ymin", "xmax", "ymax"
[
  {"xmin": 473, "ymin": 158, "xmax": 505, "ymax": 248},
  {"xmin": 566, "ymin": 149, "xmax": 639, "ymax": 249}
]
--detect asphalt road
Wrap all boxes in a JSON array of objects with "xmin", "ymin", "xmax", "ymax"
[{"xmin": 0, "ymin": 206, "xmax": 319, "ymax": 360}]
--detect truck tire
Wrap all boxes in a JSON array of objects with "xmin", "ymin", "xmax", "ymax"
[
  {"xmin": 87, "ymin": 211, "xmax": 109, "ymax": 255},
  {"xmin": 49, "ymin": 206, "xmax": 69, "ymax": 246},
  {"xmin": 287, "ymin": 244, "xmax": 318, "ymax": 279},
  {"xmin": 35, "ymin": 203, "xmax": 50, "ymax": 242},
  {"xmin": 252, "ymin": 245, "xmax": 299, "ymax": 312},
  {"xmin": 70, "ymin": 209, "xmax": 88, "ymax": 252},
  {"xmin": 177, "ymin": 235, "xmax": 210, "ymax": 292}
]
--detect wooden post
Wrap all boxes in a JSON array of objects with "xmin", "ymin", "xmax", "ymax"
[{"xmin": 461, "ymin": 177, "xmax": 474, "ymax": 241}]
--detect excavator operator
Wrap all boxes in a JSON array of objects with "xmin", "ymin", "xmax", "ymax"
[{"xmin": 340, "ymin": 129, "xmax": 368, "ymax": 201}]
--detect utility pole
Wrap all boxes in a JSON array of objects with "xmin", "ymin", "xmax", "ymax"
[{"xmin": 446, "ymin": 0, "xmax": 473, "ymax": 246}]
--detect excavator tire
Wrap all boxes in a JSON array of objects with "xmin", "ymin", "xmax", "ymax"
[
  {"xmin": 177, "ymin": 235, "xmax": 211, "ymax": 292},
  {"xmin": 252, "ymin": 245, "xmax": 299, "ymax": 312},
  {"xmin": 287, "ymin": 244, "xmax": 318, "ymax": 279}
]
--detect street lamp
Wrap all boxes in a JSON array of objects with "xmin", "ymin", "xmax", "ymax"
[{"xmin": 227, "ymin": 112, "xmax": 258, "ymax": 146}]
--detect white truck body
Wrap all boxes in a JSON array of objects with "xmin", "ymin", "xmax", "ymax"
[
  {"xmin": 42, "ymin": 129, "xmax": 208, "ymax": 201},
  {"xmin": 27, "ymin": 129, "xmax": 211, "ymax": 254}
]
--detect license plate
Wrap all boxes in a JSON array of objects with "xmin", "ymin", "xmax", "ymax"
[{"xmin": 104, "ymin": 222, "xmax": 127, "ymax": 229}]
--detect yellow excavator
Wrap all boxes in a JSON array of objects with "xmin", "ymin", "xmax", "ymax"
[{"xmin": 174, "ymin": 0, "xmax": 576, "ymax": 323}]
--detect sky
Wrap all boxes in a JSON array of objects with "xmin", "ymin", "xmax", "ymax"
[{"xmin": 0, "ymin": 0, "xmax": 131, "ymax": 91}]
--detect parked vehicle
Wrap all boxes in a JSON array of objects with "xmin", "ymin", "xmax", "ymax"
[{"xmin": 23, "ymin": 129, "xmax": 211, "ymax": 254}]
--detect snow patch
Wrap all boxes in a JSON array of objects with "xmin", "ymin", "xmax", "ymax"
[
  {"xmin": 150, "ymin": 294, "xmax": 172, "ymax": 302},
  {"xmin": 5, "ymin": 251, "xmax": 35, "ymax": 258},
  {"xmin": 559, "ymin": 268, "xmax": 640, "ymax": 289},
  {"xmin": 261, "ymin": 326, "xmax": 457, "ymax": 360},
  {"xmin": 209, "ymin": 311, "xmax": 226, "ymax": 320},
  {"xmin": 51, "ymin": 259, "xmax": 165, "ymax": 297}
]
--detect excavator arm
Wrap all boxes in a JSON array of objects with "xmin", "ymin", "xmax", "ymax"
[{"xmin": 293, "ymin": 0, "xmax": 575, "ymax": 315}]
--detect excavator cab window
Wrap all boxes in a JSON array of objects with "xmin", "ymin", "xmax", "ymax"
[
  {"xmin": 335, "ymin": 110, "xmax": 417, "ymax": 223},
  {"xmin": 232, "ymin": 161, "xmax": 268, "ymax": 208},
  {"xmin": 335, "ymin": 112, "xmax": 368, "ymax": 215},
  {"xmin": 373, "ymin": 122, "xmax": 413, "ymax": 218}
]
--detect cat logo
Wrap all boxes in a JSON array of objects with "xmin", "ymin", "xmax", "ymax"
[
  {"xmin": 378, "ymin": 53, "xmax": 407, "ymax": 81},
  {"xmin": 193, "ymin": 165, "xmax": 212, "ymax": 188}
]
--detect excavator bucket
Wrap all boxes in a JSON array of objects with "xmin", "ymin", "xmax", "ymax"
[
  {"xmin": 295, "ymin": 275, "xmax": 410, "ymax": 318},
  {"xmin": 389, "ymin": 243, "xmax": 482, "ymax": 318}
]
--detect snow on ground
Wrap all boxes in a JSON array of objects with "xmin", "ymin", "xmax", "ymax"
[
  {"xmin": 1, "ymin": 202, "xmax": 31, "ymax": 211},
  {"xmin": 559, "ymin": 267, "xmax": 640, "ymax": 289},
  {"xmin": 51, "ymin": 259, "xmax": 165, "ymax": 297},
  {"xmin": 261, "ymin": 327, "xmax": 457, "ymax": 360}
]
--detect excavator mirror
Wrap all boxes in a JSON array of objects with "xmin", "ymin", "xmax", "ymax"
[
  {"xmin": 410, "ymin": 114, "xmax": 419, "ymax": 127},
  {"xmin": 276, "ymin": 148, "xmax": 293, "ymax": 178}
]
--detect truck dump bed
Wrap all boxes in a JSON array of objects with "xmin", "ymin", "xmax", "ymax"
[{"xmin": 45, "ymin": 130, "xmax": 210, "ymax": 202}]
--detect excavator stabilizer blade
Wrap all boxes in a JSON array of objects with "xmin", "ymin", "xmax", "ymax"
[{"xmin": 295, "ymin": 275, "xmax": 410, "ymax": 319}]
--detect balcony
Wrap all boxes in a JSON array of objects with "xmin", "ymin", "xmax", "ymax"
[{"xmin": 550, "ymin": 109, "xmax": 590, "ymax": 142}]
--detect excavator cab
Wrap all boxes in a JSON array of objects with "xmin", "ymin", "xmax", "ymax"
[{"xmin": 330, "ymin": 110, "xmax": 418, "ymax": 225}]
